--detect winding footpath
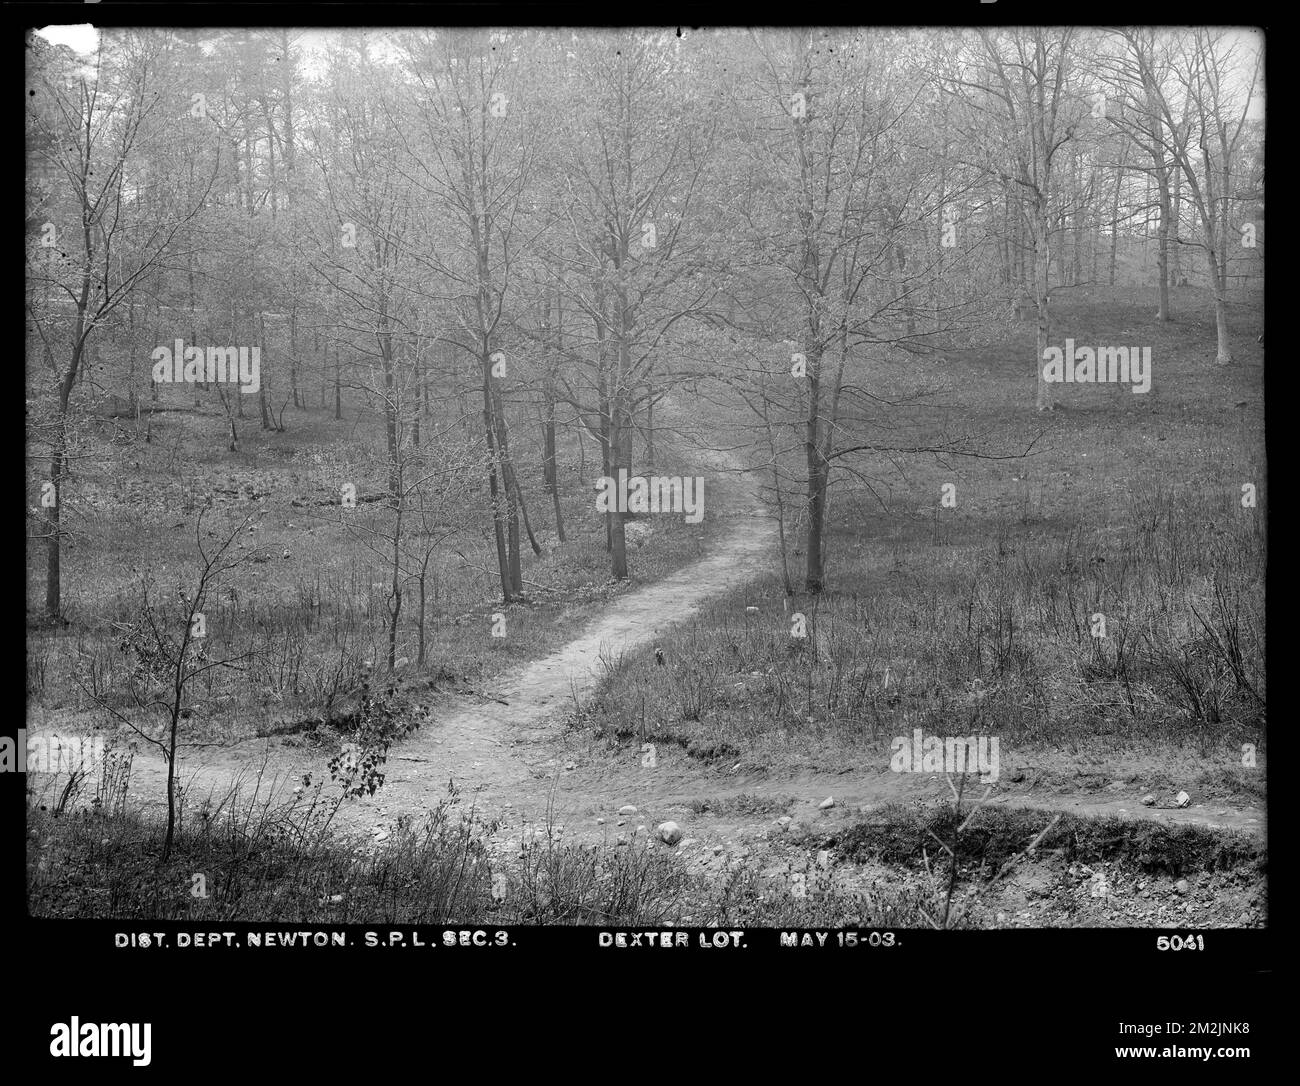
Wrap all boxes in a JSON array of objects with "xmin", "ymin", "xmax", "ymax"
[{"xmin": 29, "ymin": 425, "xmax": 1262, "ymax": 850}]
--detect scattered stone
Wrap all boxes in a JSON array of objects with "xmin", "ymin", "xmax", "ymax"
[
  {"xmin": 616, "ymin": 836, "xmax": 628, "ymax": 847},
  {"xmin": 818, "ymin": 796, "xmax": 835, "ymax": 810},
  {"xmin": 1175, "ymin": 879, "xmax": 1190, "ymax": 895},
  {"xmin": 816, "ymin": 850, "xmax": 831, "ymax": 869},
  {"xmin": 619, "ymin": 805, "xmax": 638, "ymax": 816},
  {"xmin": 745, "ymin": 606, "xmax": 760, "ymax": 614},
  {"xmin": 637, "ymin": 824, "xmax": 647, "ymax": 834},
  {"xmin": 777, "ymin": 816, "xmax": 792, "ymax": 827},
  {"xmin": 771, "ymin": 819, "xmax": 787, "ymax": 833},
  {"xmin": 657, "ymin": 821, "xmax": 684, "ymax": 845},
  {"xmin": 373, "ymin": 830, "xmax": 390, "ymax": 843},
  {"xmin": 713, "ymin": 845, "xmax": 723, "ymax": 855},
  {"xmin": 596, "ymin": 818, "xmax": 606, "ymax": 825},
  {"xmin": 1175, "ymin": 791, "xmax": 1191, "ymax": 808},
  {"xmin": 564, "ymin": 761, "xmax": 576, "ymax": 771},
  {"xmin": 1141, "ymin": 794, "xmax": 1157, "ymax": 806},
  {"xmin": 617, "ymin": 820, "xmax": 625, "ymax": 827}
]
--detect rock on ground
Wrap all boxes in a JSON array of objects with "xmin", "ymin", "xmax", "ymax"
[{"xmin": 657, "ymin": 821, "xmax": 683, "ymax": 845}]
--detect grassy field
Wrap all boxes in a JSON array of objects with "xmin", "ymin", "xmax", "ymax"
[
  {"xmin": 27, "ymin": 392, "xmax": 716, "ymax": 746},
  {"xmin": 26, "ymin": 284, "xmax": 1266, "ymax": 925},
  {"xmin": 580, "ymin": 286, "xmax": 1266, "ymax": 780}
]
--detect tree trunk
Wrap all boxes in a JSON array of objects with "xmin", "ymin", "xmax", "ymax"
[
  {"xmin": 761, "ymin": 387, "xmax": 794, "ymax": 596},
  {"xmin": 1208, "ymin": 235, "xmax": 1233, "ymax": 364},
  {"xmin": 1154, "ymin": 167, "xmax": 1171, "ymax": 322},
  {"xmin": 542, "ymin": 386, "xmax": 566, "ymax": 541},
  {"xmin": 162, "ymin": 624, "xmax": 190, "ymax": 862},
  {"xmin": 506, "ymin": 460, "xmax": 543, "ymax": 557},
  {"xmin": 163, "ymin": 743, "xmax": 177, "ymax": 861},
  {"xmin": 482, "ymin": 356, "xmax": 515, "ymax": 603},
  {"xmin": 411, "ymin": 351, "xmax": 421, "ymax": 447},
  {"xmin": 44, "ymin": 424, "xmax": 66, "ymax": 621},
  {"xmin": 1034, "ymin": 201, "xmax": 1055, "ymax": 412},
  {"xmin": 379, "ymin": 317, "xmax": 398, "ymax": 497},
  {"xmin": 45, "ymin": 290, "xmax": 90, "ymax": 620},
  {"xmin": 290, "ymin": 305, "xmax": 301, "ymax": 407},
  {"xmin": 1109, "ymin": 150, "xmax": 1127, "ymax": 287},
  {"xmin": 416, "ymin": 560, "xmax": 429, "ymax": 669},
  {"xmin": 804, "ymin": 344, "xmax": 827, "ymax": 594},
  {"xmin": 1071, "ymin": 163, "xmax": 1084, "ymax": 287},
  {"xmin": 1170, "ymin": 133, "xmax": 1185, "ymax": 285},
  {"xmin": 608, "ymin": 410, "xmax": 628, "ymax": 580},
  {"xmin": 645, "ymin": 390, "xmax": 655, "ymax": 472},
  {"xmin": 334, "ymin": 346, "xmax": 342, "ymax": 420},
  {"xmin": 491, "ymin": 380, "xmax": 523, "ymax": 595}
]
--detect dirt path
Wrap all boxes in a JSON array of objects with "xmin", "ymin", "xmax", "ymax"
[
  {"xmin": 31, "ymin": 426, "xmax": 780, "ymax": 840},
  {"xmin": 318, "ymin": 435, "xmax": 783, "ymax": 841},
  {"xmin": 29, "ymin": 421, "xmax": 1263, "ymax": 860}
]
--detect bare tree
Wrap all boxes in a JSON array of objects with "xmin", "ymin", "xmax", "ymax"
[
  {"xmin": 942, "ymin": 28, "xmax": 1088, "ymax": 412},
  {"xmin": 89, "ymin": 509, "xmax": 256, "ymax": 861},
  {"xmin": 1122, "ymin": 28, "xmax": 1260, "ymax": 363},
  {"xmin": 26, "ymin": 30, "xmax": 218, "ymax": 620}
]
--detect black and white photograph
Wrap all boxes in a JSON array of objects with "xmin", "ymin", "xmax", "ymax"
[{"xmin": 21, "ymin": 14, "xmax": 1270, "ymax": 1062}]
